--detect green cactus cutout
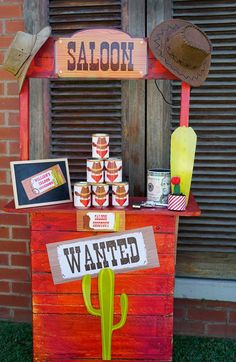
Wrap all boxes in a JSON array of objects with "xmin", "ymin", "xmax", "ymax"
[{"xmin": 82, "ymin": 268, "xmax": 128, "ymax": 360}]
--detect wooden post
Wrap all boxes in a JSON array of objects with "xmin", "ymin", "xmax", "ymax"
[
  {"xmin": 180, "ymin": 82, "xmax": 191, "ymax": 127},
  {"xmin": 19, "ymin": 79, "xmax": 29, "ymax": 160}
]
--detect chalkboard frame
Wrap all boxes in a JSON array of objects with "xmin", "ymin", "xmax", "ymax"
[{"xmin": 10, "ymin": 158, "xmax": 72, "ymax": 209}]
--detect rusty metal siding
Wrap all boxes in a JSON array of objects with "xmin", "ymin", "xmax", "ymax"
[{"xmin": 172, "ymin": 0, "xmax": 236, "ymax": 252}]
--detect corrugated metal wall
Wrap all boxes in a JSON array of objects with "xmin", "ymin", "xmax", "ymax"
[
  {"xmin": 172, "ymin": 1, "xmax": 236, "ymax": 252},
  {"xmin": 49, "ymin": 0, "xmax": 122, "ymax": 184}
]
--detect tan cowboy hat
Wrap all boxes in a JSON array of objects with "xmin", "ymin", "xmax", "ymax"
[
  {"xmin": 149, "ymin": 19, "xmax": 212, "ymax": 87},
  {"xmin": 3, "ymin": 26, "xmax": 51, "ymax": 91}
]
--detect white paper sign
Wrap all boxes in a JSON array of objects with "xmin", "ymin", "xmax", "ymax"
[
  {"xmin": 87, "ymin": 212, "xmax": 115, "ymax": 230},
  {"xmin": 46, "ymin": 226, "xmax": 159, "ymax": 284}
]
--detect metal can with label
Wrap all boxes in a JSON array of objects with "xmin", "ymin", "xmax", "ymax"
[
  {"xmin": 74, "ymin": 182, "xmax": 91, "ymax": 209},
  {"xmin": 104, "ymin": 158, "xmax": 122, "ymax": 183},
  {"xmin": 147, "ymin": 169, "xmax": 170, "ymax": 205},
  {"xmin": 92, "ymin": 133, "xmax": 109, "ymax": 159},
  {"xmin": 92, "ymin": 183, "xmax": 109, "ymax": 208},
  {"xmin": 112, "ymin": 182, "xmax": 129, "ymax": 208},
  {"xmin": 87, "ymin": 159, "xmax": 104, "ymax": 183}
]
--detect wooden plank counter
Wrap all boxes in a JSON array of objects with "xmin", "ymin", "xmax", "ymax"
[{"xmin": 4, "ymin": 195, "xmax": 200, "ymax": 361}]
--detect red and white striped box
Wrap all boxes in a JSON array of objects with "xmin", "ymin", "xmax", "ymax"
[{"xmin": 168, "ymin": 194, "xmax": 186, "ymax": 211}]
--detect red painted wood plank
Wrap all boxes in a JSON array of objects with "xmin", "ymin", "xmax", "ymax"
[
  {"xmin": 31, "ymin": 252, "xmax": 174, "ymax": 276},
  {"xmin": 30, "ymin": 212, "xmax": 176, "ymax": 233},
  {"xmin": 43, "ymin": 360, "xmax": 172, "ymax": 362},
  {"xmin": 33, "ymin": 314, "xmax": 172, "ymax": 359},
  {"xmin": 33, "ymin": 314, "xmax": 173, "ymax": 338},
  {"xmin": 27, "ymin": 38, "xmax": 55, "ymax": 78},
  {"xmin": 19, "ymin": 78, "xmax": 29, "ymax": 160},
  {"xmin": 31, "ymin": 231, "xmax": 175, "ymax": 254},
  {"xmin": 33, "ymin": 336, "xmax": 172, "ymax": 361},
  {"xmin": 32, "ymin": 273, "xmax": 174, "ymax": 295},
  {"xmin": 180, "ymin": 82, "xmax": 191, "ymax": 127},
  {"xmin": 26, "ymin": 37, "xmax": 176, "ymax": 83},
  {"xmin": 33, "ymin": 294, "xmax": 173, "ymax": 316},
  {"xmin": 4, "ymin": 194, "xmax": 200, "ymax": 217},
  {"xmin": 147, "ymin": 48, "xmax": 177, "ymax": 80}
]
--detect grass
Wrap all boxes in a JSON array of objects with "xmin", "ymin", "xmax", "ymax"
[
  {"xmin": 173, "ymin": 335, "xmax": 236, "ymax": 362},
  {"xmin": 0, "ymin": 321, "xmax": 32, "ymax": 362},
  {"xmin": 1, "ymin": 321, "xmax": 236, "ymax": 361}
]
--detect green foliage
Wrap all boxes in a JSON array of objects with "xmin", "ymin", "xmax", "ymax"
[
  {"xmin": 0, "ymin": 321, "xmax": 32, "ymax": 362},
  {"xmin": 173, "ymin": 335, "xmax": 236, "ymax": 362}
]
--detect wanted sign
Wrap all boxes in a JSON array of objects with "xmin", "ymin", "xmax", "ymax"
[{"xmin": 46, "ymin": 227, "xmax": 159, "ymax": 284}]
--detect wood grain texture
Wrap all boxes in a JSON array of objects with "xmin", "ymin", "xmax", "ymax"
[
  {"xmin": 30, "ymin": 210, "xmax": 176, "ymax": 360},
  {"xmin": 26, "ymin": 36, "xmax": 176, "ymax": 82},
  {"xmin": 32, "ymin": 273, "xmax": 174, "ymax": 295},
  {"xmin": 33, "ymin": 314, "xmax": 172, "ymax": 360},
  {"xmin": 19, "ymin": 79, "xmax": 29, "ymax": 160},
  {"xmin": 46, "ymin": 226, "xmax": 159, "ymax": 284},
  {"xmin": 32, "ymin": 251, "xmax": 174, "ymax": 276},
  {"xmin": 180, "ymin": 82, "xmax": 191, "ymax": 127},
  {"xmin": 4, "ymin": 194, "xmax": 201, "ymax": 217},
  {"xmin": 31, "ymin": 231, "xmax": 176, "ymax": 254},
  {"xmin": 33, "ymin": 294, "xmax": 173, "ymax": 316},
  {"xmin": 55, "ymin": 29, "xmax": 147, "ymax": 79},
  {"xmin": 24, "ymin": 0, "xmax": 50, "ymax": 161},
  {"xmin": 176, "ymin": 251, "xmax": 236, "ymax": 279},
  {"xmin": 30, "ymin": 212, "xmax": 176, "ymax": 233},
  {"xmin": 146, "ymin": 0, "xmax": 172, "ymax": 170}
]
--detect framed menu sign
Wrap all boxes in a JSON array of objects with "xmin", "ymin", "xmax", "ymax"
[{"xmin": 10, "ymin": 159, "xmax": 72, "ymax": 209}]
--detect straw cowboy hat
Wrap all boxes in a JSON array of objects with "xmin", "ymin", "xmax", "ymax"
[
  {"xmin": 3, "ymin": 26, "xmax": 51, "ymax": 91},
  {"xmin": 149, "ymin": 19, "xmax": 212, "ymax": 87}
]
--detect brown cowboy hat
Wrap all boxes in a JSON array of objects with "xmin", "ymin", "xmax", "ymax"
[
  {"xmin": 3, "ymin": 26, "xmax": 51, "ymax": 91},
  {"xmin": 149, "ymin": 19, "xmax": 212, "ymax": 87}
]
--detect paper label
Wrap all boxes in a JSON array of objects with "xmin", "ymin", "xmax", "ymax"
[{"xmin": 21, "ymin": 164, "xmax": 66, "ymax": 200}]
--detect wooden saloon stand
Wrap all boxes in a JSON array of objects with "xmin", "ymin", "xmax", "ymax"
[{"xmin": 5, "ymin": 29, "xmax": 200, "ymax": 361}]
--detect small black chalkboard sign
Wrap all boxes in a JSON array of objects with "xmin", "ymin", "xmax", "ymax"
[{"xmin": 10, "ymin": 158, "xmax": 72, "ymax": 209}]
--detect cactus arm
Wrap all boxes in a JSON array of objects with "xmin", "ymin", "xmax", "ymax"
[
  {"xmin": 82, "ymin": 275, "xmax": 101, "ymax": 316},
  {"xmin": 112, "ymin": 293, "xmax": 128, "ymax": 331}
]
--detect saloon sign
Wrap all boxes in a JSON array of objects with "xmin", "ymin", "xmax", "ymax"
[
  {"xmin": 55, "ymin": 28, "xmax": 147, "ymax": 79},
  {"xmin": 47, "ymin": 226, "xmax": 159, "ymax": 284}
]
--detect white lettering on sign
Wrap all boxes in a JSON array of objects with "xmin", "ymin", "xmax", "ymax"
[
  {"xmin": 57, "ymin": 232, "xmax": 146, "ymax": 280},
  {"xmin": 87, "ymin": 212, "xmax": 115, "ymax": 230},
  {"xmin": 46, "ymin": 227, "xmax": 159, "ymax": 284}
]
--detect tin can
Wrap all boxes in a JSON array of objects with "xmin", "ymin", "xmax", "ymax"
[
  {"xmin": 74, "ymin": 182, "xmax": 91, "ymax": 209},
  {"xmin": 92, "ymin": 183, "xmax": 109, "ymax": 208},
  {"xmin": 147, "ymin": 169, "xmax": 170, "ymax": 205},
  {"xmin": 112, "ymin": 182, "xmax": 129, "ymax": 208},
  {"xmin": 104, "ymin": 158, "xmax": 122, "ymax": 183},
  {"xmin": 87, "ymin": 159, "xmax": 104, "ymax": 183},
  {"xmin": 92, "ymin": 133, "xmax": 109, "ymax": 159}
]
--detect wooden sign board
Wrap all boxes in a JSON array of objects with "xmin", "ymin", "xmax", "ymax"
[
  {"xmin": 46, "ymin": 226, "xmax": 159, "ymax": 284},
  {"xmin": 55, "ymin": 28, "xmax": 147, "ymax": 79},
  {"xmin": 77, "ymin": 210, "xmax": 125, "ymax": 232},
  {"xmin": 10, "ymin": 159, "xmax": 72, "ymax": 208}
]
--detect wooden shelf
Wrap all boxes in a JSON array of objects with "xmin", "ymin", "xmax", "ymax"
[{"xmin": 4, "ymin": 194, "xmax": 200, "ymax": 217}]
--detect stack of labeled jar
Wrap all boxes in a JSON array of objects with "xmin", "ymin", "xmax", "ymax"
[{"xmin": 74, "ymin": 134, "xmax": 129, "ymax": 209}]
